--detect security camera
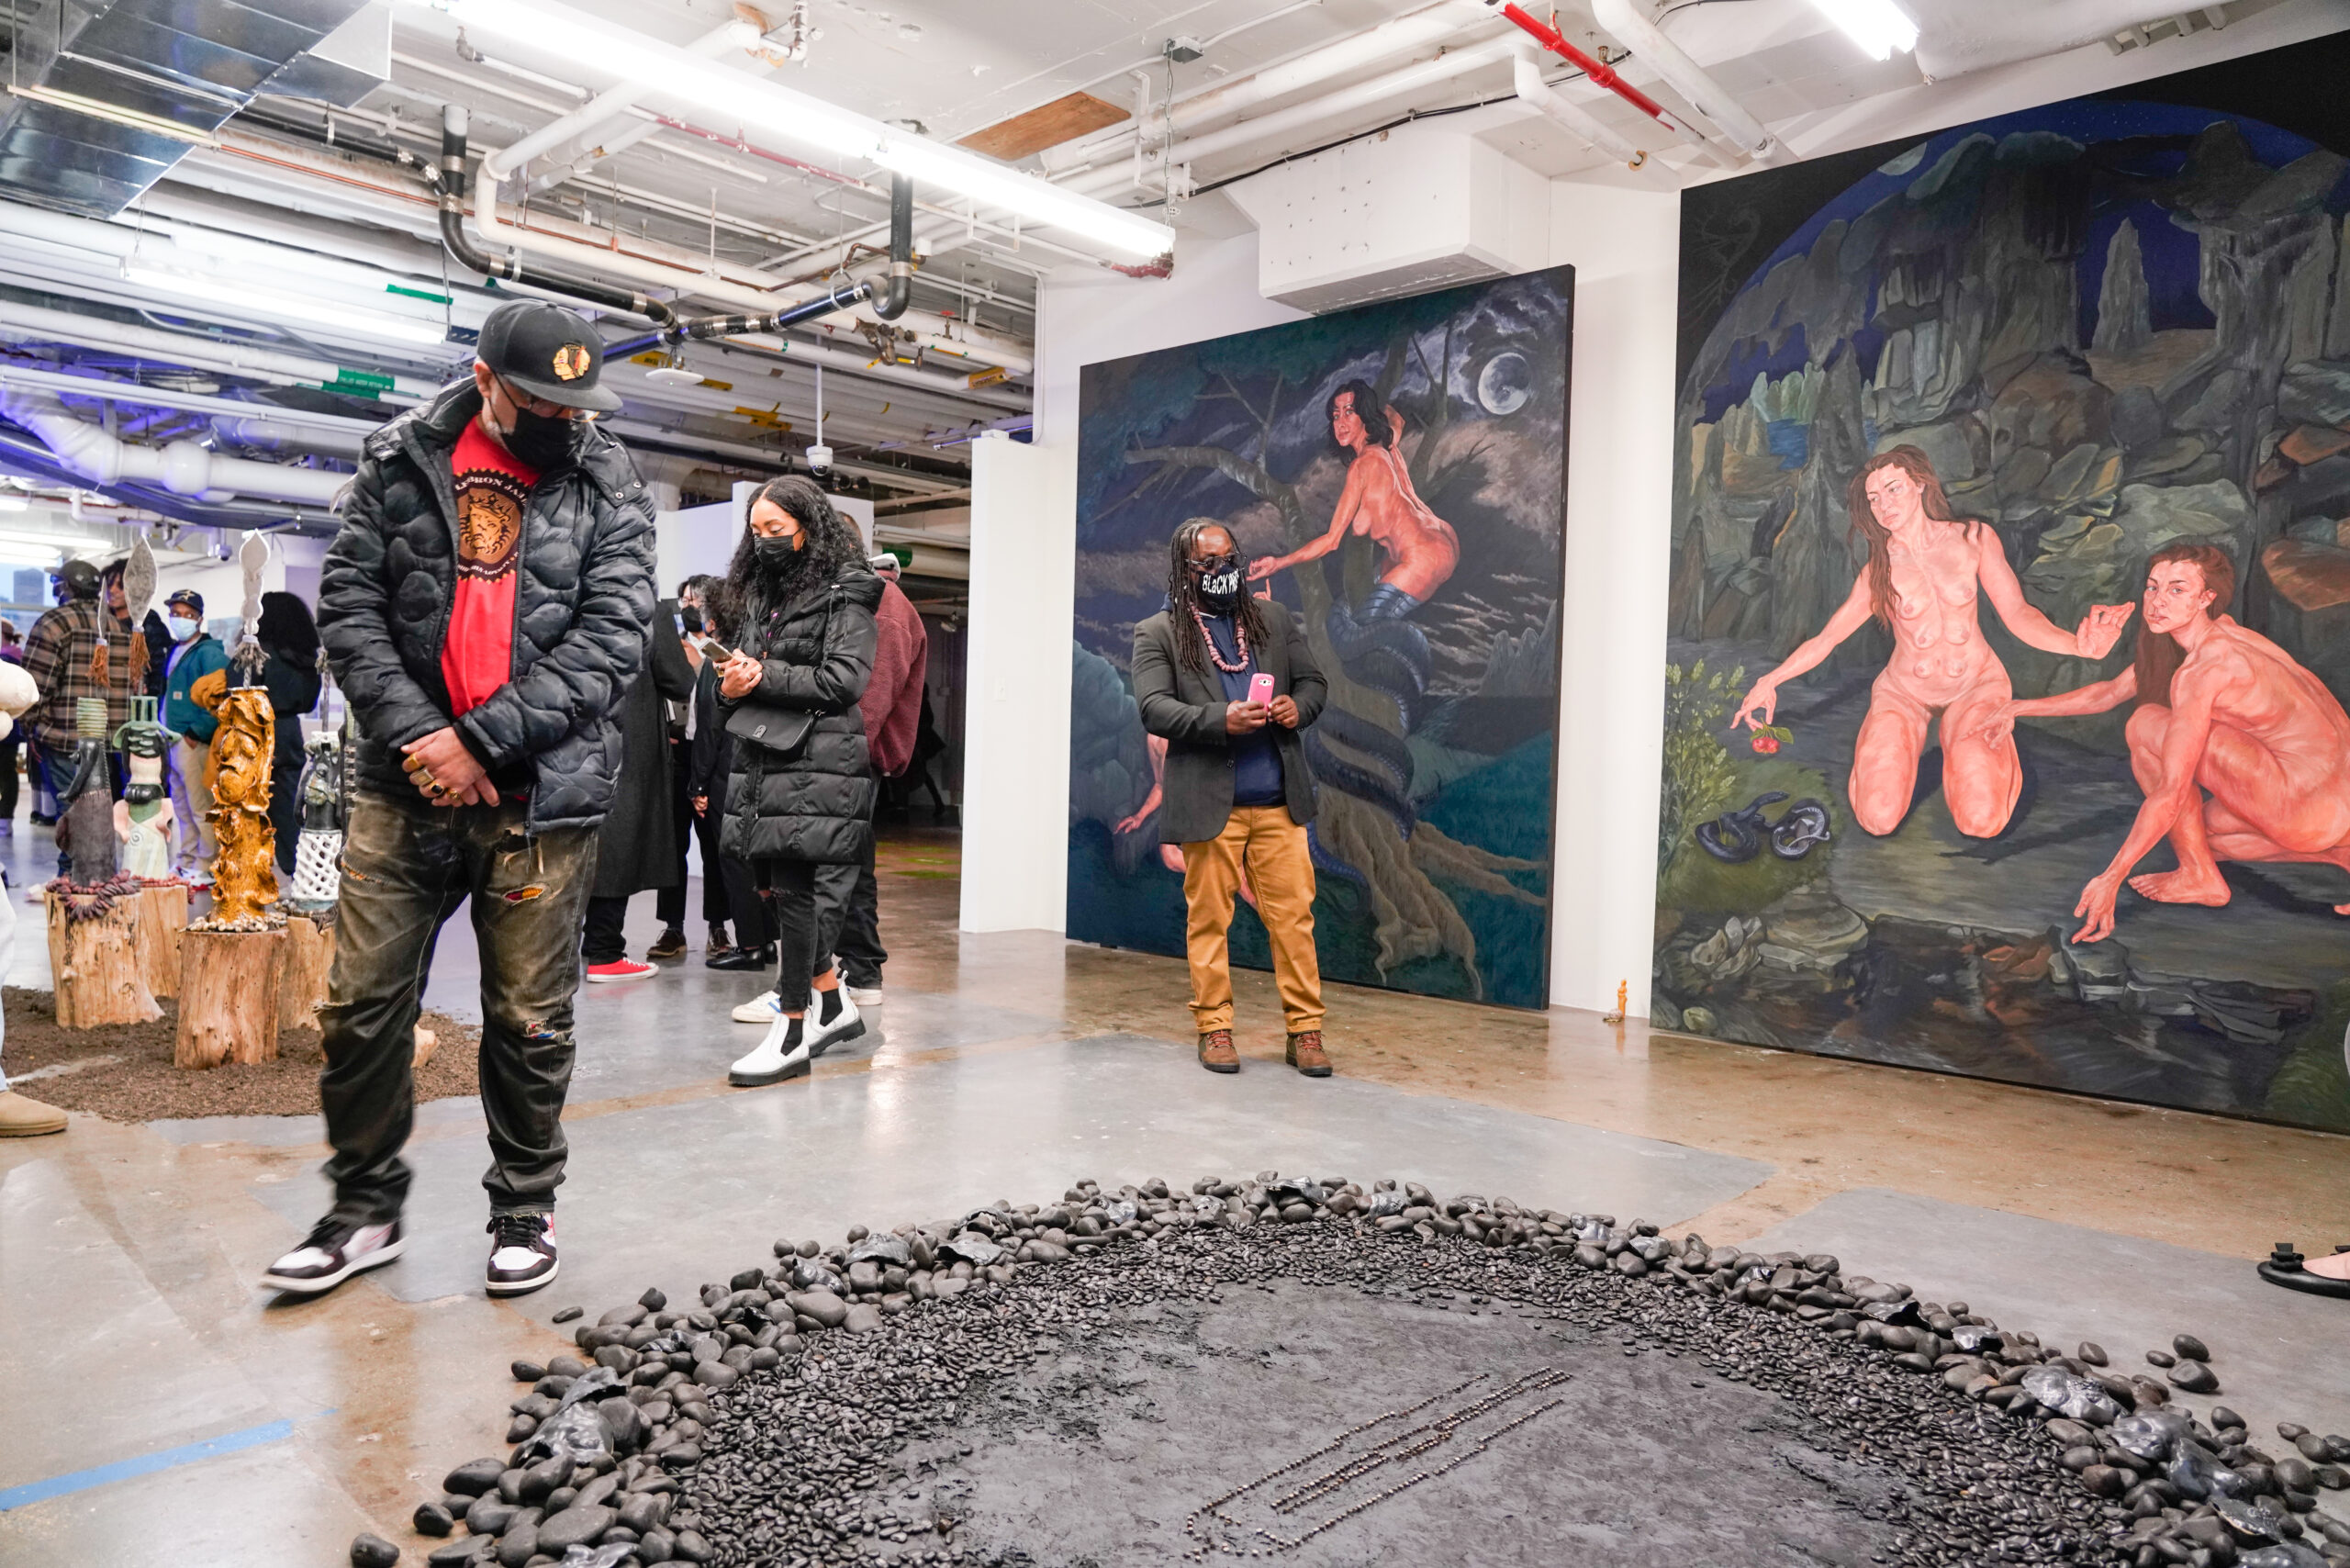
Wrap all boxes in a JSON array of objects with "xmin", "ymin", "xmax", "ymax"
[{"xmin": 806, "ymin": 443, "xmax": 834, "ymax": 476}]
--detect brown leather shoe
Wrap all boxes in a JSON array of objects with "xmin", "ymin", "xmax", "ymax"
[
  {"xmin": 0, "ymin": 1090, "xmax": 67, "ymax": 1137},
  {"xmin": 1197, "ymin": 1030, "xmax": 1239, "ymax": 1073},
  {"xmin": 1286, "ymin": 1030, "xmax": 1331, "ymax": 1077}
]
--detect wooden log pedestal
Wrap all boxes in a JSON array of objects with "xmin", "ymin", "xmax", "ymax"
[
  {"xmin": 174, "ymin": 925, "xmax": 287, "ymax": 1070},
  {"xmin": 45, "ymin": 890, "xmax": 162, "ymax": 1028},
  {"xmin": 278, "ymin": 912, "xmax": 335, "ymax": 1033},
  {"xmin": 131, "ymin": 883, "xmax": 189, "ymax": 1002}
]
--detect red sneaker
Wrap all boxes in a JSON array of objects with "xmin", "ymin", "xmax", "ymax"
[{"xmin": 585, "ymin": 958, "xmax": 656, "ymax": 984}]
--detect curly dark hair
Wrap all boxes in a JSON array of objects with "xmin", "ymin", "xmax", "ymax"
[
  {"xmin": 721, "ymin": 476, "xmax": 869, "ymax": 644},
  {"xmin": 1165, "ymin": 517, "xmax": 1265, "ymax": 677},
  {"xmin": 257, "ymin": 590, "xmax": 319, "ymax": 662}
]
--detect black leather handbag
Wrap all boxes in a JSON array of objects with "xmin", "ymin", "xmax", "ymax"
[{"xmin": 724, "ymin": 703, "xmax": 814, "ymax": 757}]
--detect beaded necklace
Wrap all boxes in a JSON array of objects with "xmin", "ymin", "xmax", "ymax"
[{"xmin": 1191, "ymin": 605, "xmax": 1249, "ymax": 674}]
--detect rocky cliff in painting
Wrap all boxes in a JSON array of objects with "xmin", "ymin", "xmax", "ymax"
[{"xmin": 1661, "ymin": 85, "xmax": 2350, "ymax": 1136}]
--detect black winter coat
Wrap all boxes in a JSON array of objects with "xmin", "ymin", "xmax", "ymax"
[
  {"xmin": 319, "ymin": 381, "xmax": 655, "ymax": 834},
  {"xmin": 591, "ymin": 616, "xmax": 694, "ymax": 898},
  {"xmin": 719, "ymin": 565, "xmax": 881, "ymax": 867}
]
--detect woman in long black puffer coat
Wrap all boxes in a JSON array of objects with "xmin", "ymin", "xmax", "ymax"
[{"xmin": 712, "ymin": 475, "xmax": 882, "ymax": 1087}]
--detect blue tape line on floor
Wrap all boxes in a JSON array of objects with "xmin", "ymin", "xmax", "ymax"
[{"xmin": 0, "ymin": 1416, "xmax": 305, "ymax": 1511}]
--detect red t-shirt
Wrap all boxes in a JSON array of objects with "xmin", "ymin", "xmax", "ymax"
[{"xmin": 442, "ymin": 420, "xmax": 537, "ymax": 720}]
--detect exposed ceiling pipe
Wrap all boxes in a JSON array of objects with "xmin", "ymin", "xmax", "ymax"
[
  {"xmin": 476, "ymin": 17, "xmax": 755, "ymax": 195},
  {"xmin": 0, "ymin": 299, "xmax": 442, "ymax": 401},
  {"xmin": 1510, "ymin": 47, "xmax": 1651, "ymax": 169},
  {"xmin": 213, "ymin": 417, "xmax": 368, "ymax": 458},
  {"xmin": 0, "ymin": 364, "xmax": 381, "ymax": 436},
  {"xmin": 441, "ymin": 105, "xmax": 912, "ymax": 346},
  {"xmin": 180, "ymin": 118, "xmax": 1035, "ymax": 375},
  {"xmin": 1063, "ymin": 35, "xmax": 1522, "ymax": 198},
  {"xmin": 1039, "ymin": 0, "xmax": 1496, "ymax": 175},
  {"xmin": 0, "ymin": 389, "xmax": 350, "ymax": 506},
  {"xmin": 1586, "ymin": 0, "xmax": 1775, "ymax": 160},
  {"xmin": 1485, "ymin": 3, "xmax": 1684, "ymax": 132}
]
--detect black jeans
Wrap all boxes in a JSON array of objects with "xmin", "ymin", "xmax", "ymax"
[
  {"xmin": 654, "ymin": 737, "xmax": 692, "ymax": 929},
  {"xmin": 0, "ymin": 734, "xmax": 18, "ymax": 823},
  {"xmin": 755, "ymin": 857, "xmax": 847, "ymax": 1014},
  {"xmin": 581, "ymin": 893, "xmax": 632, "ymax": 964},
  {"xmin": 832, "ymin": 770, "xmax": 885, "ymax": 988},
  {"xmin": 319, "ymin": 792, "xmax": 599, "ymax": 1224}
]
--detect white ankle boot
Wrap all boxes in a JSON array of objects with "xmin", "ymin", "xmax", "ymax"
[{"xmin": 729, "ymin": 1014, "xmax": 811, "ymax": 1087}]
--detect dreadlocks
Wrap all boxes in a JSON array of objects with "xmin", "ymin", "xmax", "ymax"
[{"xmin": 1166, "ymin": 517, "xmax": 1267, "ymax": 677}]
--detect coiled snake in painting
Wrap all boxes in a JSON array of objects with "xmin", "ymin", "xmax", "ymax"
[{"xmin": 1695, "ymin": 792, "xmax": 1834, "ymax": 864}]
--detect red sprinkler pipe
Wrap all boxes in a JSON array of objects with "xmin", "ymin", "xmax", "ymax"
[{"xmin": 1486, "ymin": 1, "xmax": 1677, "ymax": 128}]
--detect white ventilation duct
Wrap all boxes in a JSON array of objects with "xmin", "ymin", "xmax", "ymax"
[
  {"xmin": 1511, "ymin": 47, "xmax": 1652, "ymax": 169},
  {"xmin": 0, "ymin": 389, "xmax": 350, "ymax": 507},
  {"xmin": 1911, "ymin": 0, "xmax": 2229, "ymax": 79}
]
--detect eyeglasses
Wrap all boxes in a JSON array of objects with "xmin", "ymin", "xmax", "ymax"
[{"xmin": 495, "ymin": 375, "xmax": 589, "ymax": 421}]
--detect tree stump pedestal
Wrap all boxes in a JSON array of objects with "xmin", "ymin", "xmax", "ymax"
[
  {"xmin": 131, "ymin": 883, "xmax": 189, "ymax": 1002},
  {"xmin": 45, "ymin": 889, "xmax": 162, "ymax": 1028},
  {"xmin": 175, "ymin": 925, "xmax": 287, "ymax": 1069},
  {"xmin": 279, "ymin": 912, "xmax": 335, "ymax": 1033}
]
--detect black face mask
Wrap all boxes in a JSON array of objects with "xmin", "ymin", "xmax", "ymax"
[
  {"xmin": 679, "ymin": 605, "xmax": 706, "ymax": 633},
  {"xmin": 755, "ymin": 534, "xmax": 803, "ymax": 568},
  {"xmin": 1192, "ymin": 553, "xmax": 1243, "ymax": 606},
  {"xmin": 491, "ymin": 386, "xmax": 585, "ymax": 472}
]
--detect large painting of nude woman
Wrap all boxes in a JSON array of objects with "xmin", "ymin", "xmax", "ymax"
[
  {"xmin": 1069, "ymin": 269, "xmax": 1572, "ymax": 1012},
  {"xmin": 1655, "ymin": 43, "xmax": 2350, "ymax": 1132}
]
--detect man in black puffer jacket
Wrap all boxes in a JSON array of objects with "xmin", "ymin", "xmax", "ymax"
[{"xmin": 264, "ymin": 300, "xmax": 653, "ymax": 1302}]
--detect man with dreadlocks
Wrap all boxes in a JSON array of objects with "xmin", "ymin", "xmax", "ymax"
[{"xmin": 1132, "ymin": 519, "xmax": 1331, "ymax": 1077}]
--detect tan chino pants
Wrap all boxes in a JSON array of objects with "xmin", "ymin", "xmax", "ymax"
[{"xmin": 1181, "ymin": 805, "xmax": 1323, "ymax": 1035}]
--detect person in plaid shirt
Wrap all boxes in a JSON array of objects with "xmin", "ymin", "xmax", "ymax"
[{"xmin": 21, "ymin": 558, "xmax": 132, "ymax": 873}]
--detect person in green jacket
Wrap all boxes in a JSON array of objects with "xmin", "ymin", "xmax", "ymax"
[{"xmin": 160, "ymin": 588, "xmax": 228, "ymax": 884}]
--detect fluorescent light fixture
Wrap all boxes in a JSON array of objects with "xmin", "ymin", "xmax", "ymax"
[
  {"xmin": 1800, "ymin": 0, "xmax": 1919, "ymax": 59},
  {"xmin": 404, "ymin": 0, "xmax": 1175, "ymax": 258},
  {"xmin": 122, "ymin": 266, "xmax": 449, "ymax": 347},
  {"xmin": 875, "ymin": 139, "xmax": 1174, "ymax": 259}
]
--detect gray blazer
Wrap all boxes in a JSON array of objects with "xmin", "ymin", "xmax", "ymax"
[{"xmin": 1131, "ymin": 603, "xmax": 1327, "ymax": 846}]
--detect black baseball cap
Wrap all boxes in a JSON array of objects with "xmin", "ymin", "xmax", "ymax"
[
  {"xmin": 476, "ymin": 299, "xmax": 622, "ymax": 412},
  {"xmin": 165, "ymin": 588, "xmax": 204, "ymax": 615}
]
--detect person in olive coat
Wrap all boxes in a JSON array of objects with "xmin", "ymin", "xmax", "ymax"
[{"xmin": 711, "ymin": 476, "xmax": 880, "ymax": 1088}]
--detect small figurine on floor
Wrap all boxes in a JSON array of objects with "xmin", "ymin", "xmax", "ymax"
[
  {"xmin": 112, "ymin": 698, "xmax": 179, "ymax": 883},
  {"xmin": 1603, "ymin": 980, "xmax": 1628, "ymax": 1025}
]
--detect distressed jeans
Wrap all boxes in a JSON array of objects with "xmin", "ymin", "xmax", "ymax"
[{"xmin": 318, "ymin": 791, "xmax": 598, "ymax": 1225}]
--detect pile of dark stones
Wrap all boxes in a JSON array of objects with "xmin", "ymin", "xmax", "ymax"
[{"xmin": 358, "ymin": 1174, "xmax": 2350, "ymax": 1568}]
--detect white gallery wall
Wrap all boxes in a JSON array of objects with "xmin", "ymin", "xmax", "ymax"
[{"xmin": 964, "ymin": 0, "xmax": 2350, "ymax": 1016}]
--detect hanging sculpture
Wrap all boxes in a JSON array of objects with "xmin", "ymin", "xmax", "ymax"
[{"xmin": 111, "ymin": 697, "xmax": 178, "ymax": 883}]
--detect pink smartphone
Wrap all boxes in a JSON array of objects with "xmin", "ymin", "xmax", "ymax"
[{"xmin": 1248, "ymin": 673, "xmax": 1276, "ymax": 706}]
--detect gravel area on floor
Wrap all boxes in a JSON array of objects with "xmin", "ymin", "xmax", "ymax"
[{"xmin": 2, "ymin": 986, "xmax": 479, "ymax": 1121}]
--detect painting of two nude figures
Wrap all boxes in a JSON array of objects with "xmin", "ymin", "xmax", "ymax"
[{"xmin": 1662, "ymin": 35, "xmax": 2350, "ymax": 1131}]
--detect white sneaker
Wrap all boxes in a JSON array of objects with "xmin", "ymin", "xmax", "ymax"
[
  {"xmin": 801, "ymin": 991, "xmax": 864, "ymax": 1057},
  {"xmin": 485, "ymin": 1213, "xmax": 558, "ymax": 1295},
  {"xmin": 263, "ymin": 1216, "xmax": 404, "ymax": 1295},
  {"xmin": 729, "ymin": 1014, "xmax": 811, "ymax": 1087},
  {"xmin": 846, "ymin": 985, "xmax": 883, "ymax": 1007},
  {"xmin": 732, "ymin": 989, "xmax": 781, "ymax": 1025}
]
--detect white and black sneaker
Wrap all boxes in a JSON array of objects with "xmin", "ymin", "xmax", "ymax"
[
  {"xmin": 802, "ymin": 990, "xmax": 864, "ymax": 1058},
  {"xmin": 262, "ymin": 1215, "xmax": 404, "ymax": 1295},
  {"xmin": 729, "ymin": 1014, "xmax": 811, "ymax": 1087},
  {"xmin": 485, "ymin": 1213, "xmax": 559, "ymax": 1295}
]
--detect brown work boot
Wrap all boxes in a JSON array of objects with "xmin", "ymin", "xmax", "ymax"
[
  {"xmin": 0, "ymin": 1090, "xmax": 67, "ymax": 1137},
  {"xmin": 1197, "ymin": 1030, "xmax": 1239, "ymax": 1073},
  {"xmin": 1286, "ymin": 1030, "xmax": 1331, "ymax": 1077}
]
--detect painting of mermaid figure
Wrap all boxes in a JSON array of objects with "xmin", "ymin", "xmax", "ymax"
[
  {"xmin": 1656, "ymin": 34, "xmax": 2350, "ymax": 1131},
  {"xmin": 1069, "ymin": 269, "xmax": 1571, "ymax": 1010}
]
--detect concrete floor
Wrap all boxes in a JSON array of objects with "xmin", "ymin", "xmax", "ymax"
[{"xmin": 2, "ymin": 822, "xmax": 2347, "ymax": 1566}]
